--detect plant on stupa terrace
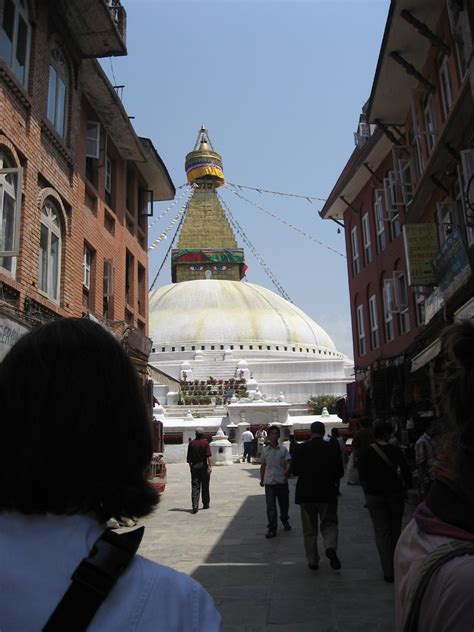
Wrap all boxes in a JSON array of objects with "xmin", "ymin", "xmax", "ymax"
[{"xmin": 307, "ymin": 395, "xmax": 338, "ymax": 415}]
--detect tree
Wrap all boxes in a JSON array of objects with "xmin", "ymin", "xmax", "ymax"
[{"xmin": 307, "ymin": 395, "xmax": 338, "ymax": 415}]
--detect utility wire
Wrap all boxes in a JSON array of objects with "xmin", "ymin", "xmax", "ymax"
[
  {"xmin": 149, "ymin": 210, "xmax": 187, "ymax": 292},
  {"xmin": 225, "ymin": 184, "xmax": 346, "ymax": 259},
  {"xmin": 218, "ymin": 192, "xmax": 293, "ymax": 303},
  {"xmin": 226, "ymin": 181, "xmax": 327, "ymax": 203}
]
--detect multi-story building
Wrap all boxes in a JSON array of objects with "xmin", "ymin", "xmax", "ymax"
[
  {"xmin": 321, "ymin": 0, "xmax": 474, "ymax": 420},
  {"xmin": 0, "ymin": 0, "xmax": 175, "ymax": 372}
]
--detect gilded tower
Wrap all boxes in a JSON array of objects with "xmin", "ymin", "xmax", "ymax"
[{"xmin": 171, "ymin": 127, "xmax": 246, "ymax": 283}]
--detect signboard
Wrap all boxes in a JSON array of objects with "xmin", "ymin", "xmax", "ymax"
[
  {"xmin": 0, "ymin": 313, "xmax": 30, "ymax": 362},
  {"xmin": 432, "ymin": 226, "xmax": 471, "ymax": 301},
  {"xmin": 403, "ymin": 223, "xmax": 438, "ymax": 286}
]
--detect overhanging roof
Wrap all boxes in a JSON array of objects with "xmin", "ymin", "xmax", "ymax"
[
  {"xmin": 367, "ymin": 0, "xmax": 445, "ymax": 124},
  {"xmin": 81, "ymin": 59, "xmax": 145, "ymax": 163},
  {"xmin": 56, "ymin": 0, "xmax": 127, "ymax": 58},
  {"xmin": 320, "ymin": 128, "xmax": 391, "ymax": 221},
  {"xmin": 138, "ymin": 138, "xmax": 175, "ymax": 202}
]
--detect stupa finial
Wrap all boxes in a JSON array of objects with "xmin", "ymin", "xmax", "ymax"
[{"xmin": 185, "ymin": 126, "xmax": 224, "ymax": 188}]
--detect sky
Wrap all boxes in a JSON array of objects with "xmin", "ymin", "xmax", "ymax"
[{"xmin": 103, "ymin": 0, "xmax": 390, "ymax": 357}]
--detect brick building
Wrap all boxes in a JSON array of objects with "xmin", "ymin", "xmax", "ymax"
[
  {"xmin": 321, "ymin": 0, "xmax": 474, "ymax": 420},
  {"xmin": 0, "ymin": 0, "xmax": 175, "ymax": 368}
]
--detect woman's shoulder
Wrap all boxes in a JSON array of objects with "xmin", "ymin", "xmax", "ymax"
[{"xmin": 104, "ymin": 555, "xmax": 221, "ymax": 631}]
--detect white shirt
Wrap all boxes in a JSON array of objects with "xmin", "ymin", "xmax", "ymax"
[
  {"xmin": 0, "ymin": 512, "xmax": 221, "ymax": 631},
  {"xmin": 241, "ymin": 430, "xmax": 254, "ymax": 442},
  {"xmin": 261, "ymin": 444, "xmax": 291, "ymax": 484}
]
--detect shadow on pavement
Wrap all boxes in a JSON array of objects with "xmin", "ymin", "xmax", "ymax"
[{"xmin": 191, "ymin": 479, "xmax": 398, "ymax": 631}]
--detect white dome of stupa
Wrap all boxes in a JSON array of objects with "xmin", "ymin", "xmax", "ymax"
[{"xmin": 149, "ymin": 279, "xmax": 338, "ymax": 354}]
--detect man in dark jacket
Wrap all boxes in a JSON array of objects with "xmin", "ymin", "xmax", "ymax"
[
  {"xmin": 187, "ymin": 428, "xmax": 212, "ymax": 514},
  {"xmin": 292, "ymin": 421, "xmax": 344, "ymax": 570}
]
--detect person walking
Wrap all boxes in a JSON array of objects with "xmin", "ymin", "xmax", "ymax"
[
  {"xmin": 259, "ymin": 425, "xmax": 291, "ymax": 538},
  {"xmin": 255, "ymin": 425, "xmax": 268, "ymax": 459},
  {"xmin": 187, "ymin": 428, "xmax": 212, "ymax": 514},
  {"xmin": 395, "ymin": 322, "xmax": 474, "ymax": 631},
  {"xmin": 291, "ymin": 421, "xmax": 344, "ymax": 571},
  {"xmin": 358, "ymin": 420, "xmax": 411, "ymax": 583},
  {"xmin": 414, "ymin": 422, "xmax": 437, "ymax": 499},
  {"xmin": 241, "ymin": 428, "xmax": 255, "ymax": 463}
]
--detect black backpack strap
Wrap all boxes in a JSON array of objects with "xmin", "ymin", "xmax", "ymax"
[
  {"xmin": 43, "ymin": 526, "xmax": 144, "ymax": 632},
  {"xmin": 403, "ymin": 539, "xmax": 474, "ymax": 632}
]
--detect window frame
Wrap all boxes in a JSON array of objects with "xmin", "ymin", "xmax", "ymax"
[
  {"xmin": 383, "ymin": 279, "xmax": 395, "ymax": 343},
  {"xmin": 0, "ymin": 0, "xmax": 31, "ymax": 88},
  {"xmin": 423, "ymin": 94, "xmax": 436, "ymax": 155},
  {"xmin": 394, "ymin": 272, "xmax": 410, "ymax": 335},
  {"xmin": 438, "ymin": 55, "xmax": 453, "ymax": 121},
  {"xmin": 38, "ymin": 199, "xmax": 62, "ymax": 303},
  {"xmin": 374, "ymin": 189, "xmax": 386, "ymax": 253},
  {"xmin": 47, "ymin": 45, "xmax": 69, "ymax": 139},
  {"xmin": 83, "ymin": 246, "xmax": 91, "ymax": 290},
  {"xmin": 362, "ymin": 213, "xmax": 372, "ymax": 265},
  {"xmin": 351, "ymin": 226, "xmax": 360, "ymax": 275},
  {"xmin": 356, "ymin": 304, "xmax": 366, "ymax": 356},
  {"xmin": 369, "ymin": 294, "xmax": 379, "ymax": 350}
]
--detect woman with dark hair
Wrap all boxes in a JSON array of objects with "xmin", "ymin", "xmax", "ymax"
[
  {"xmin": 395, "ymin": 322, "xmax": 474, "ymax": 631},
  {"xmin": 0, "ymin": 318, "xmax": 220, "ymax": 631},
  {"xmin": 358, "ymin": 420, "xmax": 411, "ymax": 583}
]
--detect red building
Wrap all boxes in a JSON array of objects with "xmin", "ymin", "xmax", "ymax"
[
  {"xmin": 0, "ymin": 0, "xmax": 175, "ymax": 371},
  {"xmin": 321, "ymin": 0, "xmax": 474, "ymax": 420}
]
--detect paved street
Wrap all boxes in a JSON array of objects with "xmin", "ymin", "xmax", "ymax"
[{"xmin": 138, "ymin": 462, "xmax": 412, "ymax": 631}]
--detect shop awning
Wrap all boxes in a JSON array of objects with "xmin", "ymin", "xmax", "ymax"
[{"xmin": 410, "ymin": 338, "xmax": 441, "ymax": 373}]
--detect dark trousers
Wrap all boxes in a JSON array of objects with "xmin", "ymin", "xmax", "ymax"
[
  {"xmin": 243, "ymin": 441, "xmax": 253, "ymax": 463},
  {"xmin": 265, "ymin": 483, "xmax": 289, "ymax": 532},
  {"xmin": 365, "ymin": 491, "xmax": 404, "ymax": 578},
  {"xmin": 190, "ymin": 462, "xmax": 210, "ymax": 510}
]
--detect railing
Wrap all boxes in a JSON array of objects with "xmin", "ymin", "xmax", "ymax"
[{"xmin": 106, "ymin": 0, "xmax": 126, "ymax": 42}]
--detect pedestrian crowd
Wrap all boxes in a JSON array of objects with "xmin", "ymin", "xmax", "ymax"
[{"xmin": 2, "ymin": 317, "xmax": 474, "ymax": 631}]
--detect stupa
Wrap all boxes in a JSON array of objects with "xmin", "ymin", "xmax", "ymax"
[{"xmin": 148, "ymin": 127, "xmax": 352, "ymax": 461}]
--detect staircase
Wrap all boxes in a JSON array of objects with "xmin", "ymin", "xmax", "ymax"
[
  {"xmin": 164, "ymin": 404, "xmax": 227, "ymax": 418},
  {"xmin": 188, "ymin": 356, "xmax": 240, "ymax": 381}
]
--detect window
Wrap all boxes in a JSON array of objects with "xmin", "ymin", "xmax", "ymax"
[
  {"xmin": 0, "ymin": 0, "xmax": 30, "ymax": 87},
  {"xmin": 374, "ymin": 190, "xmax": 386, "ymax": 252},
  {"xmin": 383, "ymin": 279, "xmax": 394, "ymax": 343},
  {"xmin": 0, "ymin": 151, "xmax": 22, "ymax": 277},
  {"xmin": 447, "ymin": 0, "xmax": 470, "ymax": 80},
  {"xmin": 384, "ymin": 172, "xmax": 401, "ymax": 239},
  {"xmin": 369, "ymin": 294, "xmax": 379, "ymax": 350},
  {"xmin": 437, "ymin": 200, "xmax": 455, "ymax": 244},
  {"xmin": 103, "ymin": 259, "xmax": 114, "ymax": 319},
  {"xmin": 414, "ymin": 287, "xmax": 426, "ymax": 327},
  {"xmin": 83, "ymin": 246, "xmax": 91, "ymax": 289},
  {"xmin": 47, "ymin": 46, "xmax": 68, "ymax": 138},
  {"xmin": 125, "ymin": 250, "xmax": 134, "ymax": 306},
  {"xmin": 423, "ymin": 95, "xmax": 436, "ymax": 155},
  {"xmin": 86, "ymin": 122, "xmax": 100, "ymax": 159},
  {"xmin": 351, "ymin": 226, "xmax": 360, "ymax": 275},
  {"xmin": 438, "ymin": 56, "xmax": 453, "ymax": 121},
  {"xmin": 38, "ymin": 200, "xmax": 61, "ymax": 302},
  {"xmin": 362, "ymin": 214, "xmax": 372, "ymax": 265},
  {"xmin": 105, "ymin": 155, "xmax": 113, "ymax": 207},
  {"xmin": 394, "ymin": 272, "xmax": 410, "ymax": 335},
  {"xmin": 356, "ymin": 305, "xmax": 366, "ymax": 356},
  {"xmin": 137, "ymin": 263, "xmax": 145, "ymax": 316}
]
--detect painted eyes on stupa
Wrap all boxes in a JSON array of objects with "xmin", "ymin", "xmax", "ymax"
[
  {"xmin": 189, "ymin": 265, "xmax": 204, "ymax": 271},
  {"xmin": 212, "ymin": 264, "xmax": 227, "ymax": 271}
]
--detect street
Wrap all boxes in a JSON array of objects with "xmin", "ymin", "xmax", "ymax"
[{"xmin": 139, "ymin": 462, "xmax": 408, "ymax": 631}]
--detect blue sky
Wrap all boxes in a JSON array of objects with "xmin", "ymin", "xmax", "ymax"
[{"xmin": 104, "ymin": 0, "xmax": 389, "ymax": 357}]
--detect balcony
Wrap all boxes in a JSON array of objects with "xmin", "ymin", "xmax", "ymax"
[{"xmin": 56, "ymin": 0, "xmax": 127, "ymax": 59}]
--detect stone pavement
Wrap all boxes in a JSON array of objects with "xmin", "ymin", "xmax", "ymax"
[{"xmin": 138, "ymin": 462, "xmax": 413, "ymax": 631}]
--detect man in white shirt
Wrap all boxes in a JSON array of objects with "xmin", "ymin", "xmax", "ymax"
[
  {"xmin": 241, "ymin": 428, "xmax": 255, "ymax": 463},
  {"xmin": 260, "ymin": 425, "xmax": 292, "ymax": 538}
]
